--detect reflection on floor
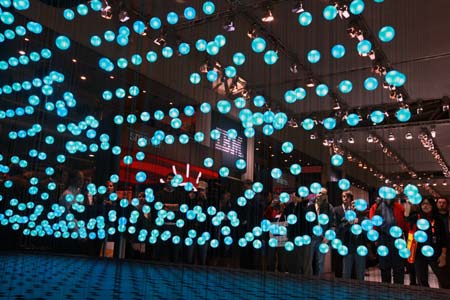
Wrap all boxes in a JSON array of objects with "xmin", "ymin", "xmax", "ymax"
[{"xmin": 0, "ymin": 253, "xmax": 449, "ymax": 300}]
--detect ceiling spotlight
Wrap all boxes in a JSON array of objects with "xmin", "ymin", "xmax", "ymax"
[
  {"xmin": 223, "ymin": 16, "xmax": 236, "ymax": 32},
  {"xmin": 289, "ymin": 63, "xmax": 299, "ymax": 74},
  {"xmin": 261, "ymin": 9, "xmax": 274, "ymax": 22},
  {"xmin": 417, "ymin": 104, "xmax": 423, "ymax": 114},
  {"xmin": 153, "ymin": 32, "xmax": 167, "ymax": 46},
  {"xmin": 348, "ymin": 136, "xmax": 355, "ymax": 144},
  {"xmin": 333, "ymin": 100, "xmax": 341, "ymax": 111},
  {"xmin": 306, "ymin": 78, "xmax": 316, "ymax": 88},
  {"xmin": 368, "ymin": 50, "xmax": 376, "ymax": 60},
  {"xmin": 310, "ymin": 133, "xmax": 317, "ymax": 140},
  {"xmin": 337, "ymin": 5, "xmax": 350, "ymax": 19},
  {"xmin": 443, "ymin": 180, "xmax": 447, "ymax": 186},
  {"xmin": 366, "ymin": 134, "xmax": 374, "ymax": 143},
  {"xmin": 18, "ymin": 50, "xmax": 26, "ymax": 55},
  {"xmin": 396, "ymin": 93, "xmax": 404, "ymax": 102},
  {"xmin": 80, "ymin": 75, "xmax": 87, "ymax": 81},
  {"xmin": 292, "ymin": 1, "xmax": 304, "ymax": 13},
  {"xmin": 443, "ymin": 103, "xmax": 450, "ymax": 112},
  {"xmin": 247, "ymin": 26, "xmax": 257, "ymax": 39},
  {"xmin": 405, "ymin": 131, "xmax": 413, "ymax": 140},
  {"xmin": 388, "ymin": 132, "xmax": 396, "ymax": 141},
  {"xmin": 101, "ymin": 0, "xmax": 113, "ymax": 20},
  {"xmin": 430, "ymin": 126, "xmax": 436, "ymax": 138},
  {"xmin": 118, "ymin": 10, "xmax": 130, "ymax": 23}
]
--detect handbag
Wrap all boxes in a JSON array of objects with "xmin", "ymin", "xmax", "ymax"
[{"xmin": 407, "ymin": 230, "xmax": 417, "ymax": 263}]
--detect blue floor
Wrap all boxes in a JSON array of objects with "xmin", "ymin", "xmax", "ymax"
[{"xmin": 0, "ymin": 253, "xmax": 449, "ymax": 300}]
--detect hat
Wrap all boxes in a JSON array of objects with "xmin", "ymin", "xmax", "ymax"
[{"xmin": 197, "ymin": 181, "xmax": 208, "ymax": 190}]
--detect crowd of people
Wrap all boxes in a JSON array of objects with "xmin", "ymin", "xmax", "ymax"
[{"xmin": 1, "ymin": 168, "xmax": 449, "ymax": 289}]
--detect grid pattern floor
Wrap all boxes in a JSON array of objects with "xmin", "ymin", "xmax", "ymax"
[{"xmin": 0, "ymin": 253, "xmax": 449, "ymax": 300}]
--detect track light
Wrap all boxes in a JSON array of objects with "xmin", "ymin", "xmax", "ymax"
[
  {"xmin": 292, "ymin": 1, "xmax": 304, "ymax": 13},
  {"xmin": 118, "ymin": 10, "xmax": 129, "ymax": 22},
  {"xmin": 333, "ymin": 100, "xmax": 341, "ymax": 111},
  {"xmin": 101, "ymin": 0, "xmax": 112, "ymax": 19},
  {"xmin": 289, "ymin": 63, "xmax": 299, "ymax": 74},
  {"xmin": 443, "ymin": 103, "xmax": 450, "ymax": 112},
  {"xmin": 287, "ymin": 118, "xmax": 299, "ymax": 128},
  {"xmin": 348, "ymin": 136, "xmax": 355, "ymax": 144},
  {"xmin": 405, "ymin": 131, "xmax": 413, "ymax": 140},
  {"xmin": 247, "ymin": 26, "xmax": 257, "ymax": 39},
  {"xmin": 261, "ymin": 9, "xmax": 274, "ymax": 22},
  {"xmin": 306, "ymin": 78, "xmax": 316, "ymax": 88},
  {"xmin": 366, "ymin": 134, "xmax": 374, "ymax": 143},
  {"xmin": 338, "ymin": 5, "xmax": 350, "ymax": 19},
  {"xmin": 153, "ymin": 32, "xmax": 166, "ymax": 46},
  {"xmin": 223, "ymin": 16, "xmax": 236, "ymax": 32},
  {"xmin": 430, "ymin": 126, "xmax": 436, "ymax": 138},
  {"xmin": 388, "ymin": 132, "xmax": 396, "ymax": 141},
  {"xmin": 310, "ymin": 133, "xmax": 317, "ymax": 140},
  {"xmin": 417, "ymin": 104, "xmax": 423, "ymax": 115}
]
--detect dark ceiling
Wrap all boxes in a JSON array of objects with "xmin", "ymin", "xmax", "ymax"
[{"xmin": 4, "ymin": 0, "xmax": 450, "ymax": 196}]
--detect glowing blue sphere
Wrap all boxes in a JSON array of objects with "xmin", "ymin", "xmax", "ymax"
[
  {"xmin": 55, "ymin": 36, "xmax": 71, "ymax": 50},
  {"xmin": 331, "ymin": 154, "xmax": 344, "ymax": 167},
  {"xmin": 295, "ymin": 87, "xmax": 307, "ymax": 100},
  {"xmin": 351, "ymin": 224, "xmax": 363, "ymax": 235},
  {"xmin": 346, "ymin": 113, "xmax": 360, "ymax": 126},
  {"xmin": 206, "ymin": 41, "xmax": 219, "ymax": 55},
  {"xmin": 395, "ymin": 238, "xmax": 407, "ymax": 250},
  {"xmin": 133, "ymin": 21, "xmax": 146, "ymax": 35},
  {"xmin": 215, "ymin": 35, "xmax": 226, "ymax": 47},
  {"xmin": 404, "ymin": 184, "xmax": 419, "ymax": 197},
  {"xmin": 339, "ymin": 80, "xmax": 353, "ymax": 94},
  {"xmin": 414, "ymin": 230, "xmax": 428, "ymax": 243},
  {"xmin": 357, "ymin": 245, "xmax": 368, "ymax": 257},
  {"xmin": 316, "ymin": 84, "xmax": 329, "ymax": 97},
  {"xmin": 136, "ymin": 172, "xmax": 147, "ymax": 183},
  {"xmin": 190, "ymin": 73, "xmax": 201, "ymax": 84},
  {"xmin": 225, "ymin": 66, "xmax": 237, "ymax": 78},
  {"xmin": 282, "ymin": 141, "xmax": 294, "ymax": 153},
  {"xmin": 357, "ymin": 40, "xmax": 372, "ymax": 55},
  {"xmin": 323, "ymin": 117, "xmax": 336, "ymax": 130},
  {"xmin": 323, "ymin": 5, "xmax": 338, "ymax": 20},
  {"xmin": 310, "ymin": 182, "xmax": 322, "ymax": 194},
  {"xmin": 203, "ymin": 1, "xmax": 215, "ymax": 15},
  {"xmin": 298, "ymin": 186, "xmax": 309, "ymax": 197},
  {"xmin": 219, "ymin": 167, "xmax": 229, "ymax": 177},
  {"xmin": 178, "ymin": 42, "xmax": 190, "ymax": 55},
  {"xmin": 377, "ymin": 245, "xmax": 389, "ymax": 257},
  {"xmin": 167, "ymin": 12, "xmax": 179, "ymax": 24},
  {"xmin": 409, "ymin": 193, "xmax": 422, "ymax": 205},
  {"xmin": 251, "ymin": 37, "xmax": 266, "ymax": 53},
  {"xmin": 184, "ymin": 7, "xmax": 196, "ymax": 20},
  {"xmin": 345, "ymin": 210, "xmax": 357, "ymax": 222},
  {"xmin": 233, "ymin": 52, "xmax": 246, "ymax": 66},
  {"xmin": 298, "ymin": 12, "xmax": 312, "ymax": 26},
  {"xmin": 338, "ymin": 245, "xmax": 349, "ymax": 256},
  {"xmin": 354, "ymin": 199, "xmax": 368, "ymax": 211},
  {"xmin": 271, "ymin": 168, "xmax": 282, "ymax": 179},
  {"xmin": 421, "ymin": 245, "xmax": 434, "ymax": 257},
  {"xmin": 416, "ymin": 219, "xmax": 430, "ymax": 231},
  {"xmin": 63, "ymin": 9, "xmax": 75, "ymax": 20},
  {"xmin": 378, "ymin": 186, "xmax": 396, "ymax": 200},
  {"xmin": 395, "ymin": 108, "xmax": 411, "ymax": 122},
  {"xmin": 331, "ymin": 44, "xmax": 345, "ymax": 59},
  {"xmin": 264, "ymin": 50, "xmax": 279, "ymax": 65},
  {"xmin": 217, "ymin": 100, "xmax": 232, "ymax": 114},
  {"xmin": 195, "ymin": 39, "xmax": 207, "ymax": 51},
  {"xmin": 370, "ymin": 110, "xmax": 385, "ymax": 124},
  {"xmin": 302, "ymin": 118, "xmax": 315, "ymax": 130},
  {"xmin": 349, "ymin": 0, "xmax": 365, "ymax": 15},
  {"xmin": 307, "ymin": 50, "xmax": 321, "ymax": 64},
  {"xmin": 338, "ymin": 179, "xmax": 350, "ymax": 190},
  {"xmin": 389, "ymin": 226, "xmax": 403, "ymax": 238},
  {"xmin": 76, "ymin": 4, "xmax": 88, "ymax": 15},
  {"xmin": 379, "ymin": 26, "xmax": 395, "ymax": 43},
  {"xmin": 364, "ymin": 77, "xmax": 378, "ymax": 91},
  {"xmin": 149, "ymin": 17, "xmax": 161, "ymax": 30},
  {"xmin": 367, "ymin": 229, "xmax": 379, "ymax": 242}
]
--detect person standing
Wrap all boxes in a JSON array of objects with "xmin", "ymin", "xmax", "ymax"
[
  {"xmin": 436, "ymin": 197, "xmax": 450, "ymax": 289},
  {"xmin": 369, "ymin": 197, "xmax": 408, "ymax": 284},
  {"xmin": 334, "ymin": 191, "xmax": 367, "ymax": 281}
]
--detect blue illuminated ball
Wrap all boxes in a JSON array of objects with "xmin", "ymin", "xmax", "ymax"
[
  {"xmin": 282, "ymin": 141, "xmax": 294, "ymax": 153},
  {"xmin": 399, "ymin": 248, "xmax": 411, "ymax": 259},
  {"xmin": 345, "ymin": 210, "xmax": 356, "ymax": 222},
  {"xmin": 378, "ymin": 186, "xmax": 396, "ymax": 200},
  {"xmin": 389, "ymin": 226, "xmax": 403, "ymax": 238},
  {"xmin": 136, "ymin": 172, "xmax": 147, "ymax": 183},
  {"xmin": 13, "ymin": 0, "xmax": 30, "ymax": 10},
  {"xmin": 162, "ymin": 47, "xmax": 174, "ymax": 58},
  {"xmin": 364, "ymin": 77, "xmax": 378, "ymax": 91},
  {"xmin": 206, "ymin": 70, "xmax": 218, "ymax": 82},
  {"xmin": 339, "ymin": 80, "xmax": 353, "ymax": 94},
  {"xmin": 416, "ymin": 219, "xmax": 430, "ymax": 231},
  {"xmin": 338, "ymin": 245, "xmax": 349, "ymax": 256},
  {"xmin": 184, "ymin": 7, "xmax": 196, "ymax": 20},
  {"xmin": 298, "ymin": 186, "xmax": 309, "ymax": 197},
  {"xmin": 196, "ymin": 39, "xmax": 207, "ymax": 51},
  {"xmin": 357, "ymin": 245, "xmax": 368, "ymax": 256},
  {"xmin": 377, "ymin": 245, "xmax": 389, "ymax": 257},
  {"xmin": 233, "ymin": 52, "xmax": 246, "ymax": 65},
  {"xmin": 323, "ymin": 5, "xmax": 338, "ymax": 20},
  {"xmin": 116, "ymin": 35, "xmax": 128, "ymax": 46},
  {"xmin": 306, "ymin": 211, "xmax": 316, "ymax": 223},
  {"xmin": 414, "ymin": 230, "xmax": 428, "ymax": 243},
  {"xmin": 263, "ymin": 125, "xmax": 274, "ymax": 135},
  {"xmin": 178, "ymin": 42, "xmax": 190, "ymax": 55},
  {"xmin": 367, "ymin": 229, "xmax": 379, "ymax": 242},
  {"xmin": 251, "ymin": 37, "xmax": 266, "ymax": 53},
  {"xmin": 264, "ymin": 50, "xmax": 279, "ymax": 65},
  {"xmin": 219, "ymin": 167, "xmax": 229, "ymax": 177},
  {"xmin": 235, "ymin": 159, "xmax": 246, "ymax": 170},
  {"xmin": 371, "ymin": 215, "xmax": 383, "ymax": 226},
  {"xmin": 133, "ymin": 21, "xmax": 146, "ymax": 34},
  {"xmin": 271, "ymin": 168, "xmax": 282, "ymax": 179},
  {"xmin": 318, "ymin": 214, "xmax": 329, "ymax": 225},
  {"xmin": 409, "ymin": 193, "xmax": 422, "ymax": 205},
  {"xmin": 217, "ymin": 100, "xmax": 232, "ymax": 114},
  {"xmin": 298, "ymin": 12, "xmax": 312, "ymax": 26},
  {"xmin": 331, "ymin": 44, "xmax": 345, "ymax": 59},
  {"xmin": 203, "ymin": 1, "xmax": 215, "ymax": 15},
  {"xmin": 370, "ymin": 110, "xmax": 385, "ymax": 124},
  {"xmin": 310, "ymin": 182, "xmax": 322, "ymax": 194},
  {"xmin": 63, "ymin": 9, "xmax": 75, "ymax": 20},
  {"xmin": 167, "ymin": 12, "xmax": 179, "ymax": 24},
  {"xmin": 307, "ymin": 50, "xmax": 321, "ymax": 64},
  {"xmin": 302, "ymin": 118, "xmax": 315, "ymax": 130},
  {"xmin": 379, "ymin": 26, "xmax": 395, "ymax": 43},
  {"xmin": 295, "ymin": 87, "xmax": 307, "ymax": 100},
  {"xmin": 206, "ymin": 41, "xmax": 219, "ymax": 55},
  {"xmin": 338, "ymin": 179, "xmax": 350, "ymax": 190},
  {"xmin": 349, "ymin": 0, "xmax": 365, "ymax": 15},
  {"xmin": 149, "ymin": 17, "xmax": 161, "ymax": 30},
  {"xmin": 146, "ymin": 51, "xmax": 158, "ymax": 62},
  {"xmin": 404, "ymin": 184, "xmax": 419, "ymax": 197},
  {"xmin": 351, "ymin": 224, "xmax": 363, "ymax": 235},
  {"xmin": 331, "ymin": 154, "xmax": 344, "ymax": 167},
  {"xmin": 319, "ymin": 243, "xmax": 330, "ymax": 254},
  {"xmin": 55, "ymin": 36, "xmax": 71, "ymax": 50},
  {"xmin": 323, "ymin": 118, "xmax": 336, "ymax": 130},
  {"xmin": 284, "ymin": 90, "xmax": 297, "ymax": 103},
  {"xmin": 90, "ymin": 35, "xmax": 102, "ymax": 47},
  {"xmin": 346, "ymin": 113, "xmax": 360, "ymax": 126},
  {"xmin": 253, "ymin": 95, "xmax": 266, "ymax": 107},
  {"xmin": 76, "ymin": 4, "xmax": 88, "ymax": 15},
  {"xmin": 316, "ymin": 84, "xmax": 329, "ymax": 97},
  {"xmin": 225, "ymin": 66, "xmax": 237, "ymax": 78},
  {"xmin": 354, "ymin": 199, "xmax": 368, "ymax": 211},
  {"xmin": 190, "ymin": 73, "xmax": 201, "ymax": 84},
  {"xmin": 357, "ymin": 40, "xmax": 372, "ymax": 55},
  {"xmin": 421, "ymin": 245, "xmax": 434, "ymax": 257},
  {"xmin": 215, "ymin": 35, "xmax": 226, "ymax": 47},
  {"xmin": 395, "ymin": 108, "xmax": 411, "ymax": 122},
  {"xmin": 395, "ymin": 238, "xmax": 407, "ymax": 250}
]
